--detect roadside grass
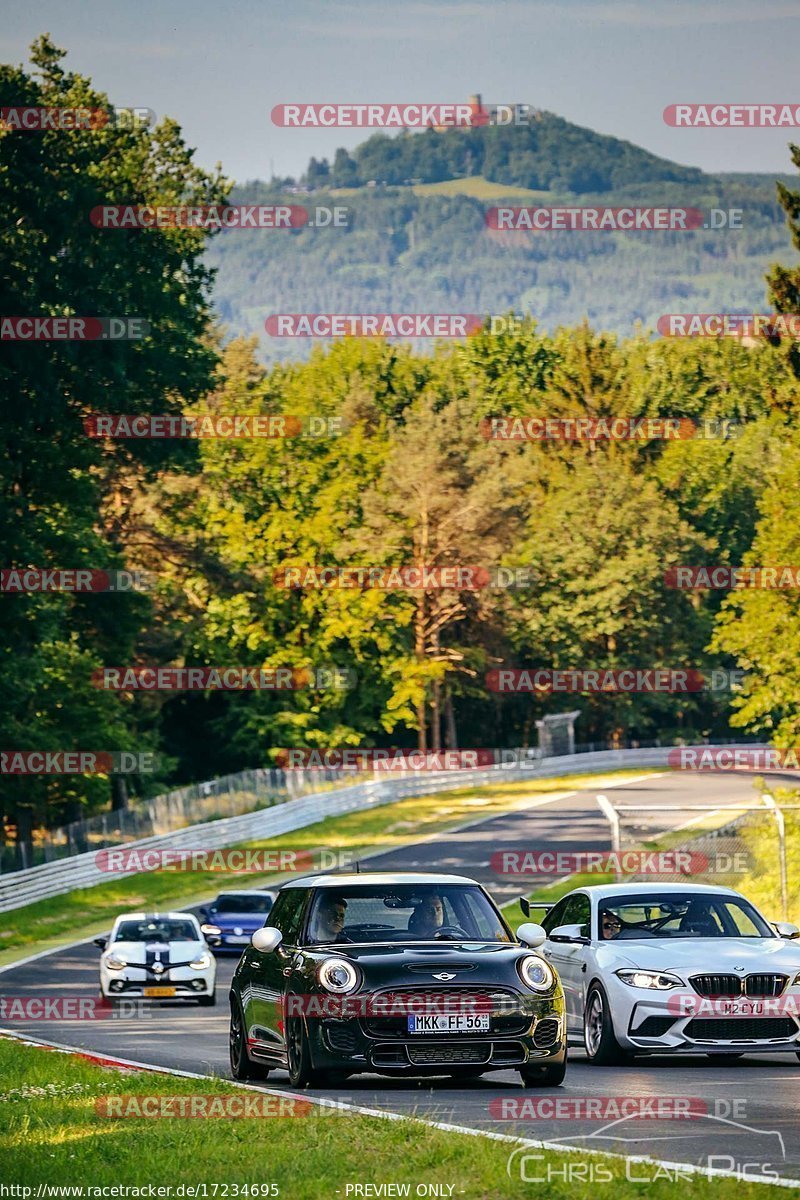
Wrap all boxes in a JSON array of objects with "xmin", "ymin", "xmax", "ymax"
[
  {"xmin": 0, "ymin": 770, "xmax": 650, "ymax": 963},
  {"xmin": 0, "ymin": 1037, "xmax": 776, "ymax": 1198},
  {"xmin": 327, "ymin": 176, "xmax": 554, "ymax": 201}
]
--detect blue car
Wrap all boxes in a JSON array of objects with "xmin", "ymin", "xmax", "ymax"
[{"xmin": 199, "ymin": 890, "xmax": 276, "ymax": 953}]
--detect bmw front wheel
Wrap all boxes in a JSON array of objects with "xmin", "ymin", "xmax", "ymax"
[{"xmin": 584, "ymin": 984, "xmax": 627, "ymax": 1065}]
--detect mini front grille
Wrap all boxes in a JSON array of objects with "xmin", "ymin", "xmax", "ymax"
[
  {"xmin": 690, "ymin": 974, "xmax": 788, "ymax": 997},
  {"xmin": 362, "ymin": 987, "xmax": 527, "ymax": 1038},
  {"xmin": 532, "ymin": 1017, "xmax": 561, "ymax": 1049},
  {"xmin": 685, "ymin": 1017, "xmax": 797, "ymax": 1041},
  {"xmin": 632, "ymin": 1016, "xmax": 676, "ymax": 1037},
  {"xmin": 407, "ymin": 1044, "xmax": 491, "ymax": 1066}
]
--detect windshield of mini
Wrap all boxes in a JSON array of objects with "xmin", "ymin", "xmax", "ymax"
[
  {"xmin": 214, "ymin": 894, "xmax": 273, "ymax": 914},
  {"xmin": 114, "ymin": 919, "xmax": 198, "ymax": 942},
  {"xmin": 303, "ymin": 884, "xmax": 511, "ymax": 946},
  {"xmin": 599, "ymin": 894, "xmax": 773, "ymax": 940}
]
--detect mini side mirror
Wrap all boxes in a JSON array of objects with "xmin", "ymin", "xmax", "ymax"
[
  {"xmin": 251, "ymin": 927, "xmax": 283, "ymax": 953},
  {"xmin": 93, "ymin": 937, "xmax": 107, "ymax": 950},
  {"xmin": 549, "ymin": 923, "xmax": 591, "ymax": 945},
  {"xmin": 773, "ymin": 921, "xmax": 800, "ymax": 940},
  {"xmin": 516, "ymin": 922, "xmax": 547, "ymax": 949},
  {"xmin": 519, "ymin": 897, "xmax": 531, "ymax": 918}
]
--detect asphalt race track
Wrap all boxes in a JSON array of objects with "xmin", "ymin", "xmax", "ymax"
[{"xmin": 3, "ymin": 770, "xmax": 800, "ymax": 1185}]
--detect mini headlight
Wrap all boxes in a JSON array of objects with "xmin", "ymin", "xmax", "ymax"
[
  {"xmin": 200, "ymin": 924, "xmax": 222, "ymax": 936},
  {"xmin": 318, "ymin": 958, "xmax": 359, "ymax": 994},
  {"xmin": 616, "ymin": 969, "xmax": 682, "ymax": 990},
  {"xmin": 518, "ymin": 955, "xmax": 554, "ymax": 992},
  {"xmin": 190, "ymin": 953, "xmax": 212, "ymax": 970},
  {"xmin": 793, "ymin": 972, "xmax": 800, "ymax": 986},
  {"xmin": 105, "ymin": 955, "xmax": 127, "ymax": 971}
]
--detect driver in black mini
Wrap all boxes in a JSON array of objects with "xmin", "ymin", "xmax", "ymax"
[
  {"xmin": 408, "ymin": 893, "xmax": 445, "ymax": 937},
  {"xmin": 309, "ymin": 895, "xmax": 352, "ymax": 944}
]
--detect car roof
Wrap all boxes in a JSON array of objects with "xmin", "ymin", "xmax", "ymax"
[
  {"xmin": 214, "ymin": 890, "xmax": 276, "ymax": 898},
  {"xmin": 113, "ymin": 911, "xmax": 200, "ymax": 922},
  {"xmin": 566, "ymin": 883, "xmax": 743, "ymax": 901},
  {"xmin": 279, "ymin": 872, "xmax": 479, "ymax": 889}
]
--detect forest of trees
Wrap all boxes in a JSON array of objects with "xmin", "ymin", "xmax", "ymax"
[{"xmin": 3, "ymin": 39, "xmax": 800, "ymax": 850}]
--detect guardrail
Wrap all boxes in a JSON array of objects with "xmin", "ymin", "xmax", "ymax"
[{"xmin": 0, "ymin": 744, "xmax": 768, "ymax": 914}]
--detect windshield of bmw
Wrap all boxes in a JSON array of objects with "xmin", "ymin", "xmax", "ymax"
[
  {"xmin": 214, "ymin": 895, "xmax": 273, "ymax": 914},
  {"xmin": 114, "ymin": 919, "xmax": 198, "ymax": 942},
  {"xmin": 303, "ymin": 884, "xmax": 511, "ymax": 945},
  {"xmin": 598, "ymin": 894, "xmax": 773, "ymax": 940}
]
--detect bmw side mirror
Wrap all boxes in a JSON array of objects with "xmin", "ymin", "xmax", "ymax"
[
  {"xmin": 251, "ymin": 927, "xmax": 283, "ymax": 953},
  {"xmin": 549, "ymin": 923, "xmax": 591, "ymax": 945},
  {"xmin": 516, "ymin": 922, "xmax": 547, "ymax": 948},
  {"xmin": 93, "ymin": 937, "xmax": 107, "ymax": 950},
  {"xmin": 773, "ymin": 921, "xmax": 800, "ymax": 940}
]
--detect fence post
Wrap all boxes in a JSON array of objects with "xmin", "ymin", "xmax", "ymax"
[
  {"xmin": 763, "ymin": 793, "xmax": 788, "ymax": 921},
  {"xmin": 596, "ymin": 793, "xmax": 621, "ymax": 882}
]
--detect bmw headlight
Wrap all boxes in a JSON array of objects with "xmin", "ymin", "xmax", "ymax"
[
  {"xmin": 105, "ymin": 955, "xmax": 127, "ymax": 971},
  {"xmin": 190, "ymin": 953, "xmax": 212, "ymax": 970},
  {"xmin": 616, "ymin": 969, "xmax": 683, "ymax": 990},
  {"xmin": 518, "ymin": 955, "xmax": 554, "ymax": 992},
  {"xmin": 200, "ymin": 924, "xmax": 222, "ymax": 936},
  {"xmin": 318, "ymin": 958, "xmax": 360, "ymax": 994}
]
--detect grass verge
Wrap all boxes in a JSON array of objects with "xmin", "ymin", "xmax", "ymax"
[
  {"xmin": 0, "ymin": 1037, "xmax": 777, "ymax": 1197},
  {"xmin": 0, "ymin": 770, "xmax": 650, "ymax": 964}
]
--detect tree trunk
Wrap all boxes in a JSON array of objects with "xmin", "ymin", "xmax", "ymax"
[
  {"xmin": 444, "ymin": 686, "xmax": 458, "ymax": 750},
  {"xmin": 111, "ymin": 775, "xmax": 129, "ymax": 811}
]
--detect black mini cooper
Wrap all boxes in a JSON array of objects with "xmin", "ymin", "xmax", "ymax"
[{"xmin": 228, "ymin": 872, "xmax": 566, "ymax": 1087}]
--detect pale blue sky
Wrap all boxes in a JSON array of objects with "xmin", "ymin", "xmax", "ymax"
[{"xmin": 3, "ymin": 0, "xmax": 799, "ymax": 183}]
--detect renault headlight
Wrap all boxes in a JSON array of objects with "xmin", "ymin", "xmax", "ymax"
[
  {"xmin": 318, "ymin": 958, "xmax": 359, "ymax": 994},
  {"xmin": 616, "ymin": 969, "xmax": 682, "ymax": 990},
  {"xmin": 518, "ymin": 955, "xmax": 554, "ymax": 992},
  {"xmin": 190, "ymin": 953, "xmax": 212, "ymax": 970},
  {"xmin": 105, "ymin": 955, "xmax": 127, "ymax": 971}
]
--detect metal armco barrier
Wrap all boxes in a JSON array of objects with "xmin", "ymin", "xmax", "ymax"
[{"xmin": 0, "ymin": 744, "xmax": 768, "ymax": 913}]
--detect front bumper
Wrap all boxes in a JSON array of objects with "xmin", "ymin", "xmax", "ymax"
[
  {"xmin": 609, "ymin": 978, "xmax": 800, "ymax": 1054},
  {"xmin": 101, "ymin": 966, "xmax": 216, "ymax": 1000}
]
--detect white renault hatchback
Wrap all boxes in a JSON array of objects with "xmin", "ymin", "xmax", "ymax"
[
  {"xmin": 531, "ymin": 883, "xmax": 800, "ymax": 1063},
  {"xmin": 97, "ymin": 912, "xmax": 217, "ymax": 1005}
]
